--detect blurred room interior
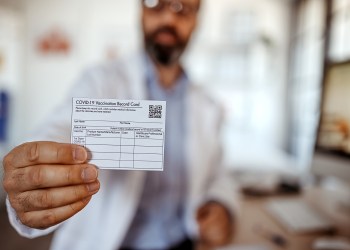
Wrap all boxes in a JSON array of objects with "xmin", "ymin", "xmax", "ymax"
[{"xmin": 0, "ymin": 0, "xmax": 349, "ymax": 249}]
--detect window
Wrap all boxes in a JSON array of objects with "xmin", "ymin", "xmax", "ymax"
[
  {"xmin": 287, "ymin": 0, "xmax": 326, "ymax": 168},
  {"xmin": 288, "ymin": 0, "xmax": 350, "ymax": 168}
]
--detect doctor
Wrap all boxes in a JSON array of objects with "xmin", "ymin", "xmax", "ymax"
[{"xmin": 3, "ymin": 0, "xmax": 239, "ymax": 249}]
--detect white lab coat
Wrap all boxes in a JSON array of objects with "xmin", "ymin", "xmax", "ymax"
[{"xmin": 7, "ymin": 53, "xmax": 239, "ymax": 250}]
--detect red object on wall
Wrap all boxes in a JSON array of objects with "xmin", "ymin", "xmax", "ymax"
[{"xmin": 37, "ymin": 28, "xmax": 71, "ymax": 55}]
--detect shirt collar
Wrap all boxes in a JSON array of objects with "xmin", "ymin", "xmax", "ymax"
[{"xmin": 143, "ymin": 53, "xmax": 189, "ymax": 100}]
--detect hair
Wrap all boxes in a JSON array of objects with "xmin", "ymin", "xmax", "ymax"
[{"xmin": 141, "ymin": 0, "xmax": 202, "ymax": 10}]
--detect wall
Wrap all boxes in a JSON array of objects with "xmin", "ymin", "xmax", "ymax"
[
  {"xmin": 0, "ymin": 2, "xmax": 24, "ymax": 200},
  {"xmin": 2, "ymin": 0, "xmax": 293, "ymax": 170},
  {"xmin": 21, "ymin": 0, "xmax": 140, "ymax": 139},
  {"xmin": 0, "ymin": 4, "xmax": 24, "ymax": 147}
]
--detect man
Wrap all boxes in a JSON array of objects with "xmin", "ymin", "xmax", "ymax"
[{"xmin": 2, "ymin": 0, "xmax": 239, "ymax": 249}]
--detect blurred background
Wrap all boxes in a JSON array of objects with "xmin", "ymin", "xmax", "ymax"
[{"xmin": 0, "ymin": 0, "xmax": 349, "ymax": 249}]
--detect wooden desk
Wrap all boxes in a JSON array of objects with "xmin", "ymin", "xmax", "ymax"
[
  {"xmin": 232, "ymin": 187, "xmax": 350, "ymax": 250},
  {"xmin": 199, "ymin": 187, "xmax": 350, "ymax": 250}
]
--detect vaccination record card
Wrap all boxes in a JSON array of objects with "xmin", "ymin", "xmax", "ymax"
[{"xmin": 71, "ymin": 98, "xmax": 166, "ymax": 171}]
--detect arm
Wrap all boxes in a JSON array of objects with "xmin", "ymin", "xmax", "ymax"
[{"xmin": 196, "ymin": 102, "xmax": 240, "ymax": 247}]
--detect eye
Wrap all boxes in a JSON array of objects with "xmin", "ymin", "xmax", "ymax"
[
  {"xmin": 170, "ymin": 1, "xmax": 183, "ymax": 13},
  {"xmin": 179, "ymin": 6, "xmax": 191, "ymax": 16},
  {"xmin": 144, "ymin": 0, "xmax": 160, "ymax": 8}
]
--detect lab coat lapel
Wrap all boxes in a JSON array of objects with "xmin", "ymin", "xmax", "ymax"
[
  {"xmin": 186, "ymin": 85, "xmax": 204, "ymax": 206},
  {"xmin": 124, "ymin": 52, "xmax": 147, "ymax": 100},
  {"xmin": 185, "ymin": 85, "xmax": 219, "ymax": 236},
  {"xmin": 185, "ymin": 84, "xmax": 206, "ymax": 236}
]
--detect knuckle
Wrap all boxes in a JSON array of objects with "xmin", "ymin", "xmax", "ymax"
[
  {"xmin": 41, "ymin": 210, "xmax": 57, "ymax": 228},
  {"xmin": 3, "ymin": 169, "xmax": 25, "ymax": 192},
  {"xmin": 8, "ymin": 196, "xmax": 21, "ymax": 211},
  {"xmin": 66, "ymin": 166, "xmax": 74, "ymax": 183},
  {"xmin": 39, "ymin": 191, "xmax": 53, "ymax": 209},
  {"xmin": 2, "ymin": 153, "xmax": 13, "ymax": 170},
  {"xmin": 29, "ymin": 167, "xmax": 44, "ymax": 188},
  {"xmin": 18, "ymin": 212, "xmax": 29, "ymax": 225},
  {"xmin": 60, "ymin": 143, "xmax": 73, "ymax": 158},
  {"xmin": 56, "ymin": 145, "xmax": 62, "ymax": 162},
  {"xmin": 2, "ymin": 176, "xmax": 14, "ymax": 192},
  {"xmin": 26, "ymin": 142, "xmax": 40, "ymax": 163},
  {"xmin": 74, "ymin": 186, "xmax": 81, "ymax": 200}
]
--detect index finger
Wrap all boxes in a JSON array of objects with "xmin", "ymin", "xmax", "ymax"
[{"xmin": 6, "ymin": 142, "xmax": 87, "ymax": 169}]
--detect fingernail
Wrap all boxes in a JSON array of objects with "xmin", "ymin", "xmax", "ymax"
[
  {"xmin": 74, "ymin": 147, "xmax": 87, "ymax": 162},
  {"xmin": 82, "ymin": 167, "xmax": 97, "ymax": 182},
  {"xmin": 87, "ymin": 182, "xmax": 100, "ymax": 193}
]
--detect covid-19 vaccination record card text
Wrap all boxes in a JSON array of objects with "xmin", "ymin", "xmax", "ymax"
[{"xmin": 71, "ymin": 98, "xmax": 166, "ymax": 171}]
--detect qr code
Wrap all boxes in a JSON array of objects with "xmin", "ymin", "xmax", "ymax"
[{"xmin": 149, "ymin": 105, "xmax": 162, "ymax": 118}]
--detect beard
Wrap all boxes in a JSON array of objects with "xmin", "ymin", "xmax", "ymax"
[{"xmin": 144, "ymin": 26, "xmax": 187, "ymax": 66}]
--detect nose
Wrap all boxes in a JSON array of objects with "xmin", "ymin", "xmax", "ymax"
[{"xmin": 160, "ymin": 8, "xmax": 178, "ymax": 26}]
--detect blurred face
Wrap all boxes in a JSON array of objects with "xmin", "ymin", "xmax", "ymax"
[{"xmin": 142, "ymin": 0, "xmax": 200, "ymax": 66}]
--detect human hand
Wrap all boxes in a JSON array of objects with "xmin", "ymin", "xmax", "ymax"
[
  {"xmin": 2, "ymin": 142, "xmax": 99, "ymax": 229},
  {"xmin": 196, "ymin": 201, "xmax": 233, "ymax": 248}
]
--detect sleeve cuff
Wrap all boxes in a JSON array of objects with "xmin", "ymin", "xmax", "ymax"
[{"xmin": 200, "ymin": 177, "xmax": 241, "ymax": 222}]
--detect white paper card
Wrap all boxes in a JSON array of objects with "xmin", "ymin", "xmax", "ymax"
[{"xmin": 71, "ymin": 98, "xmax": 166, "ymax": 171}]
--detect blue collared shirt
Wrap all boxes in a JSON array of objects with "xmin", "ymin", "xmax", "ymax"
[{"xmin": 121, "ymin": 56, "xmax": 189, "ymax": 249}]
